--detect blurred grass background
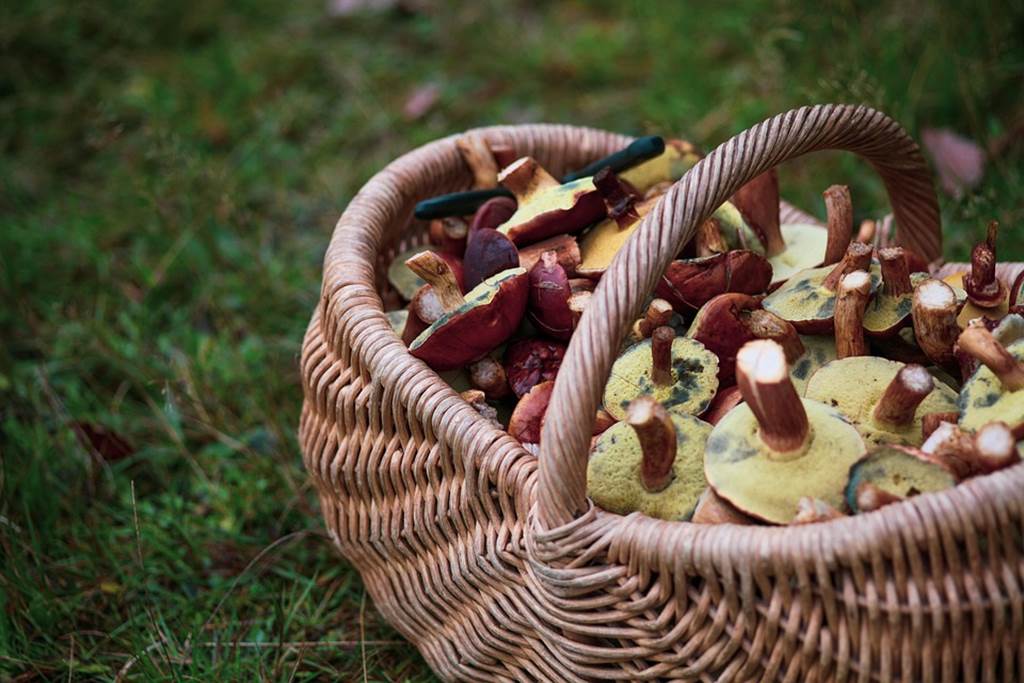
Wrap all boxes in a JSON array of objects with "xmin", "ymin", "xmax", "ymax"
[{"xmin": 1, "ymin": 0, "xmax": 1022, "ymax": 679}]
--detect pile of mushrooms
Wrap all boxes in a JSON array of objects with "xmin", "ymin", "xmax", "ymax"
[{"xmin": 384, "ymin": 132, "xmax": 1022, "ymax": 526}]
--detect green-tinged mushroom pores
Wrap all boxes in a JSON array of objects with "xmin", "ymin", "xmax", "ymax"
[
  {"xmin": 587, "ymin": 397, "xmax": 710, "ymax": 520},
  {"xmin": 497, "ymin": 157, "xmax": 605, "ymax": 245},
  {"xmin": 956, "ymin": 320, "xmax": 1024, "ymax": 430},
  {"xmin": 846, "ymin": 444, "xmax": 957, "ymax": 513},
  {"xmin": 705, "ymin": 340, "xmax": 866, "ymax": 524}
]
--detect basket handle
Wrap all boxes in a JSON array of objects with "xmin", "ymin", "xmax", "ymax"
[{"xmin": 536, "ymin": 104, "xmax": 942, "ymax": 529}]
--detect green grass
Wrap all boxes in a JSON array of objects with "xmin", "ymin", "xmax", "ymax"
[{"xmin": 1, "ymin": 0, "xmax": 1021, "ymax": 679}]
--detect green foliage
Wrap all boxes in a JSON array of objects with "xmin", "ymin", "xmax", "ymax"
[{"xmin": 1, "ymin": 0, "xmax": 1021, "ymax": 679}]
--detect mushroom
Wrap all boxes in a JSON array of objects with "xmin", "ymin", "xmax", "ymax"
[
  {"xmin": 761, "ymin": 242, "xmax": 876, "ymax": 333},
  {"xmin": 576, "ymin": 170, "xmax": 655, "ymax": 278},
  {"xmin": 462, "ymin": 227, "xmax": 521, "ymax": 290},
  {"xmin": 792, "ymin": 497, "xmax": 845, "ymax": 524},
  {"xmin": 602, "ymin": 326, "xmax": 719, "ymax": 420},
  {"xmin": 503, "ymin": 338, "xmax": 565, "ymax": 398},
  {"xmin": 496, "ymin": 157, "xmax": 605, "ymax": 245},
  {"xmin": 690, "ymin": 487, "xmax": 759, "ymax": 524},
  {"xmin": 587, "ymin": 397, "xmax": 711, "ymax": 521},
  {"xmin": 805, "ymin": 358, "xmax": 958, "ymax": 447},
  {"xmin": 468, "ymin": 356, "xmax": 510, "ymax": 400},
  {"xmin": 618, "ymin": 138, "xmax": 702, "ymax": 194},
  {"xmin": 429, "ymin": 216, "xmax": 468, "ymax": 256},
  {"xmin": 518, "ymin": 233, "xmax": 580, "ymax": 274},
  {"xmin": 833, "ymin": 270, "xmax": 872, "ymax": 358},
  {"xmin": 631, "ymin": 298, "xmax": 675, "ymax": 342},
  {"xmin": 911, "ymin": 278, "xmax": 962, "ymax": 366},
  {"xmin": 788, "ymin": 335, "xmax": 838, "ymax": 395},
  {"xmin": 408, "ymin": 259, "xmax": 529, "ymax": 371},
  {"xmin": 656, "ymin": 249, "xmax": 773, "ymax": 312},
  {"xmin": 387, "ymin": 246, "xmax": 465, "ymax": 302},
  {"xmin": 921, "ymin": 420, "xmax": 1020, "ymax": 477},
  {"xmin": 943, "ymin": 223, "xmax": 1010, "ymax": 328},
  {"xmin": 469, "ymin": 196, "xmax": 518, "ymax": 235},
  {"xmin": 527, "ymin": 251, "xmax": 574, "ymax": 341},
  {"xmin": 1011, "ymin": 269, "xmax": 1024, "ymax": 309},
  {"xmin": 699, "ymin": 385, "xmax": 743, "ymax": 425},
  {"xmin": 704, "ymin": 340, "xmax": 865, "ymax": 524},
  {"xmin": 955, "ymin": 321, "xmax": 1024, "ymax": 430},
  {"xmin": 460, "ymin": 389, "xmax": 503, "ymax": 430},
  {"xmin": 507, "ymin": 380, "xmax": 554, "ymax": 445},
  {"xmin": 863, "ymin": 247, "xmax": 928, "ymax": 337}
]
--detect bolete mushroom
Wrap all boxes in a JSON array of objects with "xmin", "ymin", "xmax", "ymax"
[
  {"xmin": 863, "ymin": 247, "xmax": 929, "ymax": 337},
  {"xmin": 618, "ymin": 138, "xmax": 701, "ymax": 194},
  {"xmin": 527, "ymin": 251, "xmax": 574, "ymax": 341},
  {"xmin": 387, "ymin": 247, "xmax": 465, "ymax": 302},
  {"xmin": 788, "ymin": 335, "xmax": 838, "ymax": 395},
  {"xmin": 845, "ymin": 444, "xmax": 957, "ymax": 513},
  {"xmin": 762, "ymin": 242, "xmax": 876, "ymax": 333},
  {"xmin": 462, "ymin": 227, "xmax": 520, "ymax": 290},
  {"xmin": 587, "ymin": 397, "xmax": 710, "ymax": 520},
  {"xmin": 576, "ymin": 170, "xmax": 655, "ymax": 278},
  {"xmin": 503, "ymin": 338, "xmax": 565, "ymax": 398},
  {"xmin": 921, "ymin": 420, "xmax": 1020, "ymax": 477},
  {"xmin": 911, "ymin": 278, "xmax": 962, "ymax": 366},
  {"xmin": 469, "ymin": 196, "xmax": 518, "ymax": 234},
  {"xmin": 805, "ymin": 358, "xmax": 958, "ymax": 447},
  {"xmin": 656, "ymin": 249, "xmax": 773, "ymax": 312},
  {"xmin": 602, "ymin": 326, "xmax": 719, "ymax": 420},
  {"xmin": 833, "ymin": 270, "xmax": 872, "ymax": 358},
  {"xmin": 408, "ymin": 258, "xmax": 528, "ymax": 371},
  {"xmin": 496, "ymin": 157, "xmax": 605, "ymax": 245},
  {"xmin": 508, "ymin": 380, "xmax": 554, "ymax": 445},
  {"xmin": 631, "ymin": 298, "xmax": 675, "ymax": 342},
  {"xmin": 704, "ymin": 340, "xmax": 865, "ymax": 524},
  {"xmin": 956, "ymin": 321, "xmax": 1024, "ymax": 430}
]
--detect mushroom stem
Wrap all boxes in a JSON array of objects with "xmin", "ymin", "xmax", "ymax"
[
  {"xmin": 878, "ymin": 247, "xmax": 913, "ymax": 297},
  {"xmin": 405, "ymin": 251, "xmax": 466, "ymax": 312},
  {"xmin": 593, "ymin": 167, "xmax": 639, "ymax": 229},
  {"xmin": 971, "ymin": 422, "xmax": 1020, "ymax": 474},
  {"xmin": 732, "ymin": 170, "xmax": 784, "ymax": 256},
  {"xmin": 626, "ymin": 397, "xmax": 677, "ymax": 492},
  {"xmin": 469, "ymin": 357, "xmax": 510, "ymax": 400},
  {"xmin": 455, "ymin": 133, "xmax": 500, "ymax": 189},
  {"xmin": 695, "ymin": 217, "xmax": 728, "ymax": 256},
  {"xmin": 921, "ymin": 411, "xmax": 960, "ymax": 440},
  {"xmin": 856, "ymin": 219, "xmax": 876, "ymax": 245},
  {"xmin": 650, "ymin": 326, "xmax": 675, "ymax": 386},
  {"xmin": 498, "ymin": 157, "xmax": 560, "ymax": 199},
  {"xmin": 834, "ymin": 270, "xmax": 872, "ymax": 358},
  {"xmin": 912, "ymin": 279, "xmax": 961, "ymax": 365},
  {"xmin": 793, "ymin": 497, "xmax": 844, "ymax": 524},
  {"xmin": 856, "ymin": 482, "xmax": 903, "ymax": 512},
  {"xmin": 822, "ymin": 242, "xmax": 873, "ymax": 291},
  {"xmin": 964, "ymin": 221, "xmax": 1003, "ymax": 307},
  {"xmin": 746, "ymin": 309, "xmax": 805, "ymax": 364},
  {"xmin": 518, "ymin": 234, "xmax": 580, "ymax": 274},
  {"xmin": 822, "ymin": 185, "xmax": 853, "ymax": 266},
  {"xmin": 632, "ymin": 298, "xmax": 674, "ymax": 341},
  {"xmin": 957, "ymin": 321, "xmax": 1024, "ymax": 391},
  {"xmin": 735, "ymin": 340, "xmax": 810, "ymax": 457},
  {"xmin": 872, "ymin": 364, "xmax": 934, "ymax": 427}
]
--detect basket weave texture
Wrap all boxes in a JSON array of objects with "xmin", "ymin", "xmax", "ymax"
[{"xmin": 300, "ymin": 105, "xmax": 1024, "ymax": 682}]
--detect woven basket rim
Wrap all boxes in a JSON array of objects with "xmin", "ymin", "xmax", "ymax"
[{"xmin": 319, "ymin": 118, "xmax": 1024, "ymax": 572}]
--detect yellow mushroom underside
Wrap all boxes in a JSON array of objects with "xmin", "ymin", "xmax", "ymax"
[
  {"xmin": 958, "ymin": 339, "xmax": 1024, "ymax": 430},
  {"xmin": 587, "ymin": 413, "xmax": 711, "ymax": 520},
  {"xmin": 603, "ymin": 338, "xmax": 719, "ymax": 420},
  {"xmin": 768, "ymin": 223, "xmax": 829, "ymax": 284},
  {"xmin": 619, "ymin": 146, "xmax": 699, "ymax": 193},
  {"xmin": 790, "ymin": 335, "xmax": 837, "ymax": 396},
  {"xmin": 805, "ymin": 357, "xmax": 958, "ymax": 447},
  {"xmin": 499, "ymin": 177, "xmax": 596, "ymax": 235},
  {"xmin": 846, "ymin": 448, "xmax": 955, "ymax": 512},
  {"xmin": 863, "ymin": 272, "xmax": 930, "ymax": 334},
  {"xmin": 943, "ymin": 272, "xmax": 1009, "ymax": 328},
  {"xmin": 763, "ymin": 264, "xmax": 881, "ymax": 326},
  {"xmin": 705, "ymin": 399, "xmax": 864, "ymax": 524}
]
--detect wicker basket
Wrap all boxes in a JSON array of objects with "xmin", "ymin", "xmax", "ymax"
[{"xmin": 300, "ymin": 104, "xmax": 1024, "ymax": 682}]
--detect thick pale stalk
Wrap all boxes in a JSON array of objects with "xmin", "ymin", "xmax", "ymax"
[
  {"xmin": 633, "ymin": 299, "xmax": 674, "ymax": 341},
  {"xmin": 878, "ymin": 247, "xmax": 912, "ymax": 297},
  {"xmin": 469, "ymin": 357, "xmax": 509, "ymax": 400},
  {"xmin": 912, "ymin": 279, "xmax": 960, "ymax": 365},
  {"xmin": 627, "ymin": 398, "xmax": 677, "ymax": 492},
  {"xmin": 834, "ymin": 270, "xmax": 872, "ymax": 358},
  {"xmin": 873, "ymin": 364, "xmax": 933, "ymax": 427},
  {"xmin": 747, "ymin": 309, "xmax": 805, "ymax": 364},
  {"xmin": 957, "ymin": 321, "xmax": 1024, "ymax": 391},
  {"xmin": 971, "ymin": 422, "xmax": 1020, "ymax": 473},
  {"xmin": 650, "ymin": 326, "xmax": 675, "ymax": 386},
  {"xmin": 455, "ymin": 133, "xmax": 500, "ymax": 188},
  {"xmin": 822, "ymin": 185, "xmax": 853, "ymax": 266},
  {"xmin": 735, "ymin": 340, "xmax": 809, "ymax": 456},
  {"xmin": 822, "ymin": 242, "xmax": 873, "ymax": 291},
  {"xmin": 695, "ymin": 217, "xmax": 728, "ymax": 256},
  {"xmin": 921, "ymin": 411, "xmax": 959, "ymax": 440},
  {"xmin": 498, "ymin": 157, "xmax": 559, "ymax": 199},
  {"xmin": 405, "ymin": 251, "xmax": 466, "ymax": 312}
]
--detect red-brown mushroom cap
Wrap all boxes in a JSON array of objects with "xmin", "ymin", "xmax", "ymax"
[
  {"xmin": 656, "ymin": 250, "xmax": 773, "ymax": 312},
  {"xmin": 503, "ymin": 338, "xmax": 566, "ymax": 398}
]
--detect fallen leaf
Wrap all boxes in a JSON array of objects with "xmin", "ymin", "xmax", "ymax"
[
  {"xmin": 402, "ymin": 83, "xmax": 440, "ymax": 121},
  {"xmin": 921, "ymin": 127, "xmax": 986, "ymax": 198},
  {"xmin": 71, "ymin": 422, "xmax": 135, "ymax": 462}
]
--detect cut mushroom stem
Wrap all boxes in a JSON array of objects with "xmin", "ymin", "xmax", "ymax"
[
  {"xmin": 834, "ymin": 270, "xmax": 872, "ymax": 358},
  {"xmin": 856, "ymin": 482, "xmax": 904, "ymax": 512},
  {"xmin": 627, "ymin": 397, "xmax": 677, "ymax": 492},
  {"xmin": 793, "ymin": 497, "xmax": 844, "ymax": 524},
  {"xmin": 469, "ymin": 357, "xmax": 510, "ymax": 400},
  {"xmin": 921, "ymin": 411, "xmax": 960, "ymax": 440},
  {"xmin": 497, "ymin": 157, "xmax": 560, "ymax": 198},
  {"xmin": 632, "ymin": 298, "xmax": 674, "ymax": 340},
  {"xmin": 912, "ymin": 278, "xmax": 961, "ymax": 365},
  {"xmin": 593, "ymin": 167, "xmax": 639, "ymax": 229},
  {"xmin": 405, "ymin": 251, "xmax": 466, "ymax": 312},
  {"xmin": 735, "ymin": 340, "xmax": 810, "ymax": 457},
  {"xmin": 857, "ymin": 219, "xmax": 876, "ymax": 245},
  {"xmin": 964, "ymin": 221, "xmax": 1003, "ymax": 307},
  {"xmin": 747, "ymin": 309, "xmax": 805, "ymax": 364},
  {"xmin": 695, "ymin": 217, "xmax": 728, "ymax": 256},
  {"xmin": 957, "ymin": 321, "xmax": 1024, "ymax": 391},
  {"xmin": 971, "ymin": 422, "xmax": 1020, "ymax": 474},
  {"xmin": 650, "ymin": 326, "xmax": 675, "ymax": 386},
  {"xmin": 822, "ymin": 242, "xmax": 874, "ymax": 291},
  {"xmin": 873, "ymin": 364, "xmax": 934, "ymax": 427},
  {"xmin": 879, "ymin": 247, "xmax": 913, "ymax": 297},
  {"xmin": 455, "ymin": 133, "xmax": 500, "ymax": 188},
  {"xmin": 822, "ymin": 185, "xmax": 853, "ymax": 266}
]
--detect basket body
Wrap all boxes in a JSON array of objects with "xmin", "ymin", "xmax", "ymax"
[{"xmin": 300, "ymin": 113, "xmax": 1024, "ymax": 682}]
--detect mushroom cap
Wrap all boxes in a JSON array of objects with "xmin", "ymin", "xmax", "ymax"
[
  {"xmin": 576, "ymin": 197, "xmax": 656, "ymax": 277},
  {"xmin": 845, "ymin": 445, "xmax": 956, "ymax": 513},
  {"xmin": 805, "ymin": 357, "xmax": 958, "ymax": 447},
  {"xmin": 789, "ymin": 335, "xmax": 837, "ymax": 395},
  {"xmin": 863, "ymin": 271, "xmax": 930, "ymax": 337},
  {"xmin": 498, "ymin": 176, "xmax": 605, "ymax": 245},
  {"xmin": 762, "ymin": 263, "xmax": 881, "ymax": 333},
  {"xmin": 619, "ymin": 139, "xmax": 701, "ymax": 193},
  {"xmin": 603, "ymin": 337, "xmax": 719, "ymax": 420},
  {"xmin": 705, "ymin": 398, "xmax": 864, "ymax": 524},
  {"xmin": 656, "ymin": 250, "xmax": 773, "ymax": 311},
  {"xmin": 958, "ymin": 338, "xmax": 1024, "ymax": 430},
  {"xmin": 707, "ymin": 201, "xmax": 764, "ymax": 254},
  {"xmin": 387, "ymin": 247, "xmax": 464, "ymax": 302},
  {"xmin": 767, "ymin": 223, "xmax": 830, "ymax": 284},
  {"xmin": 943, "ymin": 271, "xmax": 1009, "ymax": 328},
  {"xmin": 409, "ymin": 267, "xmax": 528, "ymax": 370},
  {"xmin": 587, "ymin": 411, "xmax": 711, "ymax": 520}
]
